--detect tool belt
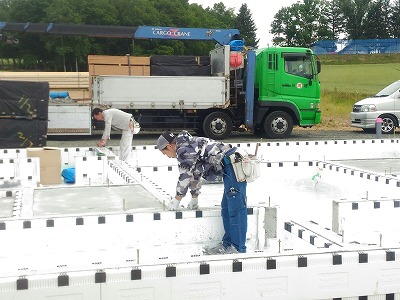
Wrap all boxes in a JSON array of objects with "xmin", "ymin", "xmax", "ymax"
[{"xmin": 226, "ymin": 148, "xmax": 261, "ymax": 183}]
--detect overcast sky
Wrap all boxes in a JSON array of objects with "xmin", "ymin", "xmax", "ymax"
[{"xmin": 188, "ymin": 0, "xmax": 300, "ymax": 48}]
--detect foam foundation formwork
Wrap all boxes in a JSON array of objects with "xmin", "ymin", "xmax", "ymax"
[{"xmin": 1, "ymin": 138, "xmax": 400, "ymax": 299}]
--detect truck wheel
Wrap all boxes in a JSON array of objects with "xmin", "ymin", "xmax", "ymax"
[
  {"xmin": 263, "ymin": 111, "xmax": 293, "ymax": 139},
  {"xmin": 381, "ymin": 115, "xmax": 396, "ymax": 134},
  {"xmin": 203, "ymin": 111, "xmax": 232, "ymax": 140}
]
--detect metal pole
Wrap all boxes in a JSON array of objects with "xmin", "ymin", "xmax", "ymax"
[
  {"xmin": 127, "ymin": 54, "xmax": 131, "ymax": 76},
  {"xmin": 375, "ymin": 117, "xmax": 382, "ymax": 138}
]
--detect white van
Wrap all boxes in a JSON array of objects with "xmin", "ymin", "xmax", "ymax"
[{"xmin": 350, "ymin": 80, "xmax": 400, "ymax": 133}]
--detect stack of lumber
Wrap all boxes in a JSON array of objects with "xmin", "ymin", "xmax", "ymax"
[
  {"xmin": 0, "ymin": 55, "xmax": 150, "ymax": 100},
  {"xmin": 88, "ymin": 55, "xmax": 150, "ymax": 77},
  {"xmin": 0, "ymin": 72, "xmax": 90, "ymax": 100}
]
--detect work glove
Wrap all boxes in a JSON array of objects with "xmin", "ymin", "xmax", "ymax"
[
  {"xmin": 187, "ymin": 198, "xmax": 199, "ymax": 210},
  {"xmin": 167, "ymin": 198, "xmax": 181, "ymax": 211}
]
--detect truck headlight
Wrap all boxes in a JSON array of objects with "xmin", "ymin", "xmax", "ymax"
[{"xmin": 360, "ymin": 104, "xmax": 377, "ymax": 112}]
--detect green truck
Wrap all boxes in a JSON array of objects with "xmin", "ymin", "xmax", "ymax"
[
  {"xmin": 0, "ymin": 23, "xmax": 322, "ymax": 139},
  {"xmin": 92, "ymin": 43, "xmax": 322, "ymax": 140},
  {"xmin": 251, "ymin": 46, "xmax": 322, "ymax": 138}
]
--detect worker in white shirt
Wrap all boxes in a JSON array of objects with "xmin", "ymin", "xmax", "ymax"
[{"xmin": 92, "ymin": 108, "xmax": 140, "ymax": 162}]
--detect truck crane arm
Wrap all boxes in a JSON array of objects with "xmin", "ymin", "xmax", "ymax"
[
  {"xmin": 134, "ymin": 26, "xmax": 240, "ymax": 45},
  {"xmin": 0, "ymin": 22, "xmax": 240, "ymax": 45}
]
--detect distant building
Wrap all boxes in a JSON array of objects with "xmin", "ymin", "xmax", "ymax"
[{"xmin": 312, "ymin": 38, "xmax": 400, "ymax": 54}]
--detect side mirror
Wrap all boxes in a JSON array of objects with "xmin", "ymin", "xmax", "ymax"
[{"xmin": 316, "ymin": 60, "xmax": 321, "ymax": 74}]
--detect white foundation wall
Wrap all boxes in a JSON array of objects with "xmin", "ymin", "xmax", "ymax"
[
  {"xmin": 127, "ymin": 138, "xmax": 400, "ymax": 167},
  {"xmin": 1, "ymin": 138, "xmax": 400, "ymax": 299},
  {"xmin": 1, "ymin": 138, "xmax": 399, "ymax": 169},
  {"xmin": 2, "ymin": 249, "xmax": 400, "ymax": 300}
]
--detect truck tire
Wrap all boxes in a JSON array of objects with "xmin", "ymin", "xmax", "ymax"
[
  {"xmin": 380, "ymin": 114, "xmax": 396, "ymax": 134},
  {"xmin": 203, "ymin": 111, "xmax": 232, "ymax": 140},
  {"xmin": 263, "ymin": 111, "xmax": 293, "ymax": 139}
]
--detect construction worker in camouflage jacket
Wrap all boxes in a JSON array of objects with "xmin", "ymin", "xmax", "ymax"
[{"xmin": 157, "ymin": 130, "xmax": 248, "ymax": 253}]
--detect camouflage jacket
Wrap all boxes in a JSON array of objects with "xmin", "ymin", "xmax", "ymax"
[{"xmin": 175, "ymin": 131, "xmax": 231, "ymax": 198}]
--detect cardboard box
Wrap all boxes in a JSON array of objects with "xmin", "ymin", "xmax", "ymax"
[{"xmin": 26, "ymin": 147, "xmax": 61, "ymax": 185}]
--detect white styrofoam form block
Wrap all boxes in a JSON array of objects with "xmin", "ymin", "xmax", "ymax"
[
  {"xmin": 74, "ymin": 156, "xmax": 109, "ymax": 184},
  {"xmin": 0, "ymin": 157, "xmax": 40, "ymax": 182},
  {"xmin": 125, "ymin": 139, "xmax": 400, "ymax": 167},
  {"xmin": 284, "ymin": 220, "xmax": 343, "ymax": 251},
  {"xmin": 3, "ymin": 139, "xmax": 400, "ymax": 165},
  {"xmin": 61, "ymin": 146, "xmax": 96, "ymax": 165},
  {"xmin": 0, "ymin": 276, "xmax": 101, "ymax": 299},
  {"xmin": 5, "ymin": 147, "xmax": 100, "ymax": 166},
  {"xmin": 333, "ymin": 198, "xmax": 400, "ymax": 246},
  {"xmin": 258, "ymin": 138, "xmax": 400, "ymax": 162},
  {"xmin": 0, "ymin": 148, "xmax": 25, "ymax": 159},
  {"xmin": 1, "ymin": 249, "xmax": 400, "ymax": 299},
  {"xmin": 137, "ymin": 161, "xmax": 399, "ymax": 230},
  {"xmin": 73, "ymin": 155, "xmax": 137, "ymax": 186},
  {"xmin": 0, "ymin": 208, "xmax": 261, "ymax": 277}
]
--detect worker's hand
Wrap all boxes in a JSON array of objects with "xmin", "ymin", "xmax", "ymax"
[
  {"xmin": 167, "ymin": 198, "xmax": 181, "ymax": 211},
  {"xmin": 97, "ymin": 139, "xmax": 106, "ymax": 147},
  {"xmin": 187, "ymin": 197, "xmax": 198, "ymax": 210}
]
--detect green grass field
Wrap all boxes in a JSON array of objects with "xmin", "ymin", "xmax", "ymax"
[
  {"xmin": 317, "ymin": 53, "xmax": 400, "ymax": 128},
  {"xmin": 319, "ymin": 63, "xmax": 400, "ymax": 94}
]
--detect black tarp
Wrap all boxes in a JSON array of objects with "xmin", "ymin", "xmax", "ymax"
[
  {"xmin": 0, "ymin": 99, "xmax": 48, "ymax": 119},
  {"xmin": 0, "ymin": 80, "xmax": 49, "ymax": 101},
  {"xmin": 150, "ymin": 55, "xmax": 210, "ymax": 66},
  {"xmin": 150, "ymin": 65, "xmax": 211, "ymax": 76},
  {"xmin": 0, "ymin": 80, "xmax": 49, "ymax": 119},
  {"xmin": 150, "ymin": 55, "xmax": 211, "ymax": 76},
  {"xmin": 0, "ymin": 80, "xmax": 49, "ymax": 148},
  {"xmin": 0, "ymin": 119, "xmax": 47, "ymax": 148}
]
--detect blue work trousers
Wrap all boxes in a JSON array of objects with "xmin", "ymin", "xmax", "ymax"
[{"xmin": 221, "ymin": 155, "xmax": 248, "ymax": 253}]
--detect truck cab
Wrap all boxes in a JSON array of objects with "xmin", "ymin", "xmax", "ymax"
[{"xmin": 252, "ymin": 47, "xmax": 321, "ymax": 138}]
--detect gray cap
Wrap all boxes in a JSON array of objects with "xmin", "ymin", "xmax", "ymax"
[{"xmin": 157, "ymin": 131, "xmax": 175, "ymax": 151}]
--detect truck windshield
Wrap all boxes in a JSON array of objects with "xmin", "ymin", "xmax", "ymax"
[
  {"xmin": 375, "ymin": 81, "xmax": 400, "ymax": 97},
  {"xmin": 283, "ymin": 53, "xmax": 313, "ymax": 78}
]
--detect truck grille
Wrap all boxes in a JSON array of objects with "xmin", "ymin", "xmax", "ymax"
[{"xmin": 353, "ymin": 105, "xmax": 361, "ymax": 112}]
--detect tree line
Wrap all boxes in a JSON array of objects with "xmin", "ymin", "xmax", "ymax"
[
  {"xmin": 0, "ymin": 0, "xmax": 399, "ymax": 71},
  {"xmin": 272, "ymin": 0, "xmax": 400, "ymax": 47},
  {"xmin": 0, "ymin": 0, "xmax": 257, "ymax": 71}
]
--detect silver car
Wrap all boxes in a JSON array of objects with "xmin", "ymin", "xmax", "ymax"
[{"xmin": 350, "ymin": 80, "xmax": 400, "ymax": 133}]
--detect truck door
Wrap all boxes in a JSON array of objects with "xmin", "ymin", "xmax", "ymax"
[
  {"xmin": 280, "ymin": 53, "xmax": 319, "ymax": 103},
  {"xmin": 276, "ymin": 52, "xmax": 320, "ymax": 124}
]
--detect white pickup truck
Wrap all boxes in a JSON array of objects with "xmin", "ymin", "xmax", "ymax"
[{"xmin": 350, "ymin": 80, "xmax": 400, "ymax": 133}]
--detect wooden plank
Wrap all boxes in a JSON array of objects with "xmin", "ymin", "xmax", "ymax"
[
  {"xmin": 0, "ymin": 72, "xmax": 90, "ymax": 99},
  {"xmin": 88, "ymin": 55, "xmax": 150, "ymax": 66},
  {"xmin": 0, "ymin": 72, "xmax": 90, "ymax": 90},
  {"xmin": 88, "ymin": 65, "xmax": 150, "ymax": 76}
]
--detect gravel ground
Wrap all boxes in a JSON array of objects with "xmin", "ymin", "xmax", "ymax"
[{"xmin": 46, "ymin": 126, "xmax": 400, "ymax": 148}]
